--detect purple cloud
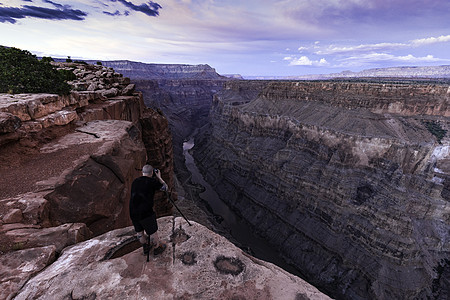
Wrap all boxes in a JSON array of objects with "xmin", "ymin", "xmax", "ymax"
[
  {"xmin": 43, "ymin": 0, "xmax": 63, "ymax": 9},
  {"xmin": 289, "ymin": 0, "xmax": 450, "ymax": 29},
  {"xmin": 111, "ymin": 0, "xmax": 161, "ymax": 17},
  {"xmin": 0, "ymin": 2, "xmax": 87, "ymax": 24},
  {"xmin": 103, "ymin": 10, "xmax": 122, "ymax": 16}
]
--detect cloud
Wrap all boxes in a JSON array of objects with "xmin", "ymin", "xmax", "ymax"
[
  {"xmin": 43, "ymin": 0, "xmax": 63, "ymax": 9},
  {"xmin": 315, "ymin": 42, "xmax": 407, "ymax": 55},
  {"xmin": 286, "ymin": 0, "xmax": 450, "ymax": 30},
  {"xmin": 287, "ymin": 55, "xmax": 328, "ymax": 66},
  {"xmin": 103, "ymin": 9, "xmax": 121, "ymax": 16},
  {"xmin": 411, "ymin": 35, "xmax": 450, "ymax": 46},
  {"xmin": 295, "ymin": 34, "xmax": 450, "ymax": 56},
  {"xmin": 338, "ymin": 53, "xmax": 449, "ymax": 68},
  {"xmin": 0, "ymin": 2, "xmax": 88, "ymax": 23},
  {"xmin": 111, "ymin": 0, "xmax": 161, "ymax": 17}
]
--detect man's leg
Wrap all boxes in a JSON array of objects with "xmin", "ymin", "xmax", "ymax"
[
  {"xmin": 150, "ymin": 231, "xmax": 166, "ymax": 255},
  {"xmin": 149, "ymin": 232, "xmax": 160, "ymax": 246},
  {"xmin": 136, "ymin": 231, "xmax": 150, "ymax": 255},
  {"xmin": 136, "ymin": 231, "xmax": 147, "ymax": 244},
  {"xmin": 133, "ymin": 220, "xmax": 151, "ymax": 255}
]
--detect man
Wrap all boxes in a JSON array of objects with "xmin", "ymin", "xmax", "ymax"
[{"xmin": 129, "ymin": 164, "xmax": 168, "ymax": 256}]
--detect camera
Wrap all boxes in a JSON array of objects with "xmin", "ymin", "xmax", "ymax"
[{"xmin": 153, "ymin": 168, "xmax": 159, "ymax": 177}]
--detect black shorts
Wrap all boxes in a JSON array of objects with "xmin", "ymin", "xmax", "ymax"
[{"xmin": 132, "ymin": 212, "xmax": 158, "ymax": 235}]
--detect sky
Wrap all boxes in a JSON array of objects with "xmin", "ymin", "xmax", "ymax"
[{"xmin": 1, "ymin": 0, "xmax": 450, "ymax": 76}]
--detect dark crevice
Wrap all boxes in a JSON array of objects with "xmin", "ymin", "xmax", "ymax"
[
  {"xmin": 75, "ymin": 129, "xmax": 100, "ymax": 138},
  {"xmin": 90, "ymin": 156, "xmax": 125, "ymax": 183},
  {"xmin": 101, "ymin": 236, "xmax": 139, "ymax": 260}
]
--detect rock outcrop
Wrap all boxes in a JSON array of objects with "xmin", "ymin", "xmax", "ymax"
[
  {"xmin": 194, "ymin": 80, "xmax": 450, "ymax": 299},
  {"xmin": 0, "ymin": 63, "xmax": 175, "ymax": 298},
  {"xmin": 99, "ymin": 60, "xmax": 225, "ymax": 80},
  {"xmin": 12, "ymin": 217, "xmax": 330, "ymax": 300},
  {"xmin": 98, "ymin": 60, "xmax": 231, "ymax": 198}
]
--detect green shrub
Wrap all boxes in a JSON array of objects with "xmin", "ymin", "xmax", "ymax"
[
  {"xmin": 66, "ymin": 56, "xmax": 73, "ymax": 63},
  {"xmin": 96, "ymin": 61, "xmax": 102, "ymax": 66},
  {"xmin": 423, "ymin": 120, "xmax": 447, "ymax": 144},
  {"xmin": 0, "ymin": 46, "xmax": 72, "ymax": 95},
  {"xmin": 58, "ymin": 69, "xmax": 77, "ymax": 82},
  {"xmin": 41, "ymin": 56, "xmax": 54, "ymax": 63}
]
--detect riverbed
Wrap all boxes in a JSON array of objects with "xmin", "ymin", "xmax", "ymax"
[{"xmin": 183, "ymin": 136, "xmax": 301, "ymax": 276}]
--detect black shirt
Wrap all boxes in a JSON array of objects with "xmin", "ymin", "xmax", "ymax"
[{"xmin": 129, "ymin": 176, "xmax": 163, "ymax": 221}]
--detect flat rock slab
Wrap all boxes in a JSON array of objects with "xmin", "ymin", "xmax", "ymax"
[
  {"xmin": 14, "ymin": 217, "xmax": 331, "ymax": 300},
  {"xmin": 3, "ymin": 223, "xmax": 91, "ymax": 253},
  {"xmin": 40, "ymin": 119, "xmax": 137, "ymax": 153},
  {"xmin": 0, "ymin": 120, "xmax": 144, "ymax": 199}
]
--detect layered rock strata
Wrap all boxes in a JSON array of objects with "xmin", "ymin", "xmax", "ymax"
[
  {"xmin": 194, "ymin": 80, "xmax": 450, "ymax": 299},
  {"xmin": 12, "ymin": 217, "xmax": 330, "ymax": 300},
  {"xmin": 100, "ymin": 60, "xmax": 224, "ymax": 80}
]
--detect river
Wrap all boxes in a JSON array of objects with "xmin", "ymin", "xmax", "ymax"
[{"xmin": 183, "ymin": 136, "xmax": 300, "ymax": 276}]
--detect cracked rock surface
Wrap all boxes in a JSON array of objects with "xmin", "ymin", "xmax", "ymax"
[{"xmin": 13, "ymin": 217, "xmax": 331, "ymax": 300}]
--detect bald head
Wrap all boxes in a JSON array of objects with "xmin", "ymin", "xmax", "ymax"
[{"xmin": 142, "ymin": 164, "xmax": 153, "ymax": 176}]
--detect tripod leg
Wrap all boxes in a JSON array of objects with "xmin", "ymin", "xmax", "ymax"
[
  {"xmin": 165, "ymin": 191, "xmax": 192, "ymax": 226},
  {"xmin": 146, "ymin": 235, "xmax": 150, "ymax": 262}
]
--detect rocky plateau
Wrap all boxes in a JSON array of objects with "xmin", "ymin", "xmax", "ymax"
[{"xmin": 10, "ymin": 217, "xmax": 328, "ymax": 300}]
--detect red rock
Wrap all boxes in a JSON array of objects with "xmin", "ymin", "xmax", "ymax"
[
  {"xmin": 0, "ymin": 112, "xmax": 21, "ymax": 133},
  {"xmin": 0, "ymin": 245, "xmax": 56, "ymax": 300},
  {"xmin": 2, "ymin": 208, "xmax": 23, "ymax": 224},
  {"xmin": 14, "ymin": 218, "xmax": 330, "ymax": 300}
]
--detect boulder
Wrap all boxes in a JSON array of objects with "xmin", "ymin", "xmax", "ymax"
[
  {"xmin": 121, "ymin": 84, "xmax": 135, "ymax": 96},
  {"xmin": 87, "ymin": 83, "xmax": 98, "ymax": 91},
  {"xmin": 0, "ymin": 245, "xmax": 56, "ymax": 300},
  {"xmin": 2, "ymin": 209, "xmax": 23, "ymax": 224},
  {"xmin": 42, "ymin": 120, "xmax": 146, "ymax": 235},
  {"xmin": 0, "ymin": 112, "xmax": 21, "ymax": 133},
  {"xmin": 26, "ymin": 95, "xmax": 65, "ymax": 119},
  {"xmin": 101, "ymin": 88, "xmax": 119, "ymax": 98},
  {"xmin": 0, "ymin": 97, "xmax": 31, "ymax": 121},
  {"xmin": 0, "ymin": 192, "xmax": 50, "ymax": 226},
  {"xmin": 4, "ymin": 223, "xmax": 91, "ymax": 253},
  {"xmin": 14, "ymin": 217, "xmax": 330, "ymax": 300},
  {"xmin": 37, "ymin": 109, "xmax": 78, "ymax": 128}
]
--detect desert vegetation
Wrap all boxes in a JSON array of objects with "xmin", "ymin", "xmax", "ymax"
[{"xmin": 0, "ymin": 46, "xmax": 75, "ymax": 95}]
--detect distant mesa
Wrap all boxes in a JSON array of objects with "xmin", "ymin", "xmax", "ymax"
[{"xmin": 244, "ymin": 65, "xmax": 450, "ymax": 80}]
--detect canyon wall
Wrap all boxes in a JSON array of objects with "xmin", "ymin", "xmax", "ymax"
[
  {"xmin": 194, "ymin": 80, "xmax": 450, "ymax": 299},
  {"xmin": 99, "ymin": 60, "xmax": 229, "ymax": 181}
]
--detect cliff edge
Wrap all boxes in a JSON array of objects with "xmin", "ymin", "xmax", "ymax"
[{"xmin": 11, "ymin": 217, "xmax": 330, "ymax": 300}]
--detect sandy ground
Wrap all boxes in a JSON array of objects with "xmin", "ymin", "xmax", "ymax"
[{"xmin": 0, "ymin": 126, "xmax": 101, "ymax": 200}]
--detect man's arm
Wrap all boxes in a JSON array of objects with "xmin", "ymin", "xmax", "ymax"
[{"xmin": 154, "ymin": 169, "xmax": 168, "ymax": 191}]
